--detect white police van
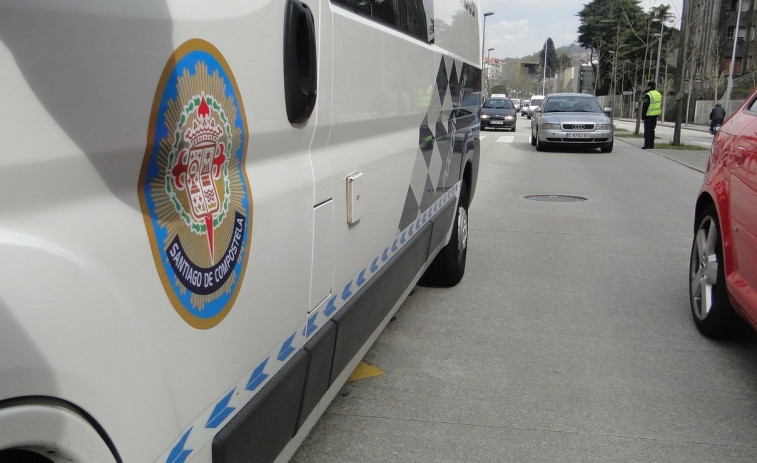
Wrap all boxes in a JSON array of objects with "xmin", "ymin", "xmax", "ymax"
[{"xmin": 0, "ymin": 1, "xmax": 481, "ymax": 461}]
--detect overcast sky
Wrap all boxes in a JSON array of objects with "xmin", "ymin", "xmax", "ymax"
[{"xmin": 481, "ymin": 0, "xmax": 684, "ymax": 60}]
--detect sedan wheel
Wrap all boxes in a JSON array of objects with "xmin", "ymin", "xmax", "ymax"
[
  {"xmin": 689, "ymin": 205, "xmax": 739, "ymax": 336},
  {"xmin": 535, "ymin": 132, "xmax": 547, "ymax": 151}
]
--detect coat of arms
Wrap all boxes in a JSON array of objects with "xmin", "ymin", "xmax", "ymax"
[{"xmin": 139, "ymin": 40, "xmax": 251, "ymax": 329}]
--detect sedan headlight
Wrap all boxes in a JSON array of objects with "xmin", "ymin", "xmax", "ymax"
[
  {"xmin": 539, "ymin": 122, "xmax": 561, "ymax": 130},
  {"xmin": 481, "ymin": 114, "xmax": 489, "ymax": 119},
  {"xmin": 596, "ymin": 123, "xmax": 613, "ymax": 130}
]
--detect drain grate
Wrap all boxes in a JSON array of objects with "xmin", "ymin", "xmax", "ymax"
[{"xmin": 524, "ymin": 195, "xmax": 587, "ymax": 202}]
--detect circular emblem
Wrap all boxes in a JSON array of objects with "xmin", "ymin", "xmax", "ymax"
[{"xmin": 139, "ymin": 39, "xmax": 251, "ymax": 329}]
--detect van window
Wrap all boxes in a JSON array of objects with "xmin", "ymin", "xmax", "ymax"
[{"xmin": 332, "ymin": 0, "xmax": 434, "ymax": 43}]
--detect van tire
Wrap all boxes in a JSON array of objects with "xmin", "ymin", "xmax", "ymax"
[{"xmin": 420, "ymin": 183, "xmax": 469, "ymax": 287}]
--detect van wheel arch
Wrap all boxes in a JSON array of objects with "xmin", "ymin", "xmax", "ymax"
[{"xmin": 0, "ymin": 398, "xmax": 121, "ymax": 463}]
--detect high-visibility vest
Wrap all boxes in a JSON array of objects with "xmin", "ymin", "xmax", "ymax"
[{"xmin": 646, "ymin": 90, "xmax": 662, "ymax": 116}]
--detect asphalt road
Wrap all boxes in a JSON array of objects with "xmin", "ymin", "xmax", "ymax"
[{"xmin": 291, "ymin": 117, "xmax": 757, "ymax": 462}]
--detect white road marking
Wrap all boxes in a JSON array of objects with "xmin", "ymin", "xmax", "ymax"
[{"xmin": 497, "ymin": 136, "xmax": 515, "ymax": 143}]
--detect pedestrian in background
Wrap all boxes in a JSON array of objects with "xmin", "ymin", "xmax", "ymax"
[
  {"xmin": 709, "ymin": 103, "xmax": 726, "ymax": 134},
  {"xmin": 641, "ymin": 81, "xmax": 662, "ymax": 149}
]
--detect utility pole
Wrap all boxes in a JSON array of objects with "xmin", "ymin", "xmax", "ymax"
[
  {"xmin": 673, "ymin": 0, "xmax": 689, "ymax": 145},
  {"xmin": 724, "ymin": 0, "xmax": 743, "ymax": 114}
]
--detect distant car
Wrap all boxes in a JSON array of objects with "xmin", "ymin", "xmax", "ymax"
[
  {"xmin": 512, "ymin": 98, "xmax": 522, "ymax": 112},
  {"xmin": 526, "ymin": 95, "xmax": 544, "ymax": 119},
  {"xmin": 521, "ymin": 102, "xmax": 529, "ymax": 117},
  {"xmin": 480, "ymin": 97, "xmax": 517, "ymax": 131},
  {"xmin": 529, "ymin": 93, "xmax": 613, "ymax": 152},
  {"xmin": 689, "ymin": 89, "xmax": 757, "ymax": 337}
]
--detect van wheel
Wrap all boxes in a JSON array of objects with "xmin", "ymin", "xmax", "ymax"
[
  {"xmin": 689, "ymin": 205, "xmax": 740, "ymax": 337},
  {"xmin": 420, "ymin": 183, "xmax": 469, "ymax": 287}
]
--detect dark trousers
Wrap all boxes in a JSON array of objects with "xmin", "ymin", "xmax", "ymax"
[
  {"xmin": 710, "ymin": 119, "xmax": 723, "ymax": 133},
  {"xmin": 643, "ymin": 116, "xmax": 657, "ymax": 148}
]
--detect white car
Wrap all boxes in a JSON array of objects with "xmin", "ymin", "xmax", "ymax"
[
  {"xmin": 526, "ymin": 95, "xmax": 545, "ymax": 119},
  {"xmin": 512, "ymin": 98, "xmax": 522, "ymax": 111}
]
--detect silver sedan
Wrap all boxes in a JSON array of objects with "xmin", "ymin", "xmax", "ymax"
[{"xmin": 529, "ymin": 93, "xmax": 614, "ymax": 153}]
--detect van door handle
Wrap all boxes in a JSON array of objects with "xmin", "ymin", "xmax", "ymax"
[{"xmin": 284, "ymin": 0, "xmax": 317, "ymax": 123}]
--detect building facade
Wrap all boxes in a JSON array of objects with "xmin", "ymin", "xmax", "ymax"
[{"xmin": 687, "ymin": 0, "xmax": 757, "ymax": 97}]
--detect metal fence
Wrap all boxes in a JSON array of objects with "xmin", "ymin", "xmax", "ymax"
[{"xmin": 596, "ymin": 94, "xmax": 745, "ymax": 125}]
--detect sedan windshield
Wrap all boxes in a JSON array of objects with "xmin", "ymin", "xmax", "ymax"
[
  {"xmin": 483, "ymin": 98, "xmax": 513, "ymax": 109},
  {"xmin": 543, "ymin": 97, "xmax": 602, "ymax": 113}
]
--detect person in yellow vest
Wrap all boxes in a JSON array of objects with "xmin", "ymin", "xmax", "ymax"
[{"xmin": 641, "ymin": 81, "xmax": 662, "ymax": 149}]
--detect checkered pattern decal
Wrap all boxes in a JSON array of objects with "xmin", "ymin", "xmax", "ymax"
[{"xmin": 398, "ymin": 56, "xmax": 481, "ymax": 232}]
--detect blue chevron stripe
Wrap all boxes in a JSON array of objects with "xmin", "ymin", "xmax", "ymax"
[
  {"xmin": 166, "ymin": 428, "xmax": 193, "ymax": 463},
  {"xmin": 246, "ymin": 358, "xmax": 269, "ymax": 391},
  {"xmin": 306, "ymin": 312, "xmax": 319, "ymax": 337},
  {"xmin": 206, "ymin": 389, "xmax": 236, "ymax": 429},
  {"xmin": 356, "ymin": 269, "xmax": 367, "ymax": 286},
  {"xmin": 341, "ymin": 281, "xmax": 353, "ymax": 300},
  {"xmin": 324, "ymin": 295, "xmax": 338, "ymax": 316},
  {"xmin": 277, "ymin": 333, "xmax": 296, "ymax": 361}
]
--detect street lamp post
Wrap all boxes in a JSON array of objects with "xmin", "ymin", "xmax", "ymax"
[
  {"xmin": 482, "ymin": 11, "xmax": 494, "ymax": 97},
  {"xmin": 487, "ymin": 48, "xmax": 495, "ymax": 94},
  {"xmin": 482, "ymin": 12, "xmax": 494, "ymax": 63},
  {"xmin": 654, "ymin": 18, "xmax": 664, "ymax": 86},
  {"xmin": 542, "ymin": 40, "xmax": 548, "ymax": 95},
  {"xmin": 608, "ymin": 50, "xmax": 617, "ymax": 119}
]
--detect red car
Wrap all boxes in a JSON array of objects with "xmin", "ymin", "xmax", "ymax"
[{"xmin": 690, "ymin": 90, "xmax": 757, "ymax": 336}]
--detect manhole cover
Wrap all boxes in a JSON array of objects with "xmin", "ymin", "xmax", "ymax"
[{"xmin": 523, "ymin": 195, "xmax": 587, "ymax": 202}]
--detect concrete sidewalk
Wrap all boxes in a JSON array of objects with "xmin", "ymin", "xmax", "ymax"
[
  {"xmin": 614, "ymin": 118, "xmax": 711, "ymax": 173},
  {"xmin": 615, "ymin": 117, "xmax": 711, "ymax": 133},
  {"xmin": 615, "ymin": 137, "xmax": 710, "ymax": 173}
]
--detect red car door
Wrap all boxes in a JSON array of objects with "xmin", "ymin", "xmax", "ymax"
[{"xmin": 727, "ymin": 98, "xmax": 757, "ymax": 323}]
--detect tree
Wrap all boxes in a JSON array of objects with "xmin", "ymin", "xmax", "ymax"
[
  {"xmin": 577, "ymin": 0, "xmax": 678, "ymax": 96},
  {"xmin": 556, "ymin": 54, "xmax": 574, "ymax": 72},
  {"xmin": 538, "ymin": 38, "xmax": 559, "ymax": 78},
  {"xmin": 578, "ymin": 0, "xmax": 641, "ymax": 94}
]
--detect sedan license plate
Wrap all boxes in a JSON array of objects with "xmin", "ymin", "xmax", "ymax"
[
  {"xmin": 491, "ymin": 120, "xmax": 504, "ymax": 125},
  {"xmin": 566, "ymin": 132, "xmax": 591, "ymax": 139}
]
